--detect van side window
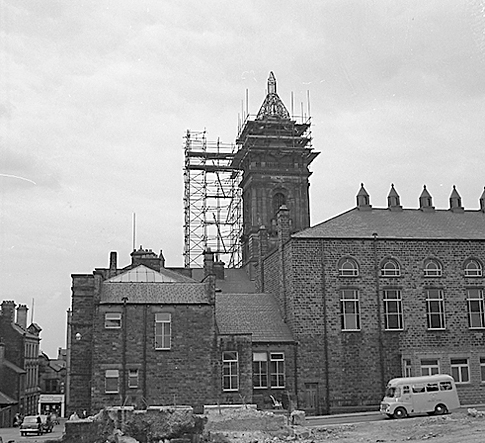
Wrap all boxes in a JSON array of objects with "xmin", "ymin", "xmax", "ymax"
[
  {"xmin": 440, "ymin": 381, "xmax": 453, "ymax": 391},
  {"xmin": 412, "ymin": 384, "xmax": 425, "ymax": 393},
  {"xmin": 402, "ymin": 386, "xmax": 410, "ymax": 394},
  {"xmin": 426, "ymin": 383, "xmax": 439, "ymax": 392}
]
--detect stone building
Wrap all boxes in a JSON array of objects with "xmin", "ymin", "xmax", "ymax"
[
  {"xmin": 67, "ymin": 72, "xmax": 485, "ymax": 415},
  {"xmin": 259, "ymin": 184, "xmax": 485, "ymax": 414},
  {"xmin": 67, "ymin": 247, "xmax": 294, "ymax": 415},
  {"xmin": 0, "ymin": 301, "xmax": 42, "ymax": 424}
]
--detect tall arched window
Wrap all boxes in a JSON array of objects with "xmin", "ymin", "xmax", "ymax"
[{"xmin": 273, "ymin": 192, "xmax": 286, "ymax": 215}]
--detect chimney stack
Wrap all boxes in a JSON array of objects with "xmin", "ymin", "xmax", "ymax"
[
  {"xmin": 1, "ymin": 301, "xmax": 16, "ymax": 323},
  {"xmin": 16, "ymin": 304, "xmax": 28, "ymax": 329},
  {"xmin": 204, "ymin": 248, "xmax": 215, "ymax": 277}
]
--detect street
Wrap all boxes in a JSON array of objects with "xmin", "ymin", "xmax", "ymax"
[{"xmin": 0, "ymin": 421, "xmax": 65, "ymax": 443}]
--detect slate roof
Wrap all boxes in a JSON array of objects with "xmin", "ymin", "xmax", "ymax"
[
  {"xmin": 191, "ymin": 268, "xmax": 257, "ymax": 293},
  {"xmin": 216, "ymin": 293, "xmax": 294, "ymax": 343},
  {"xmin": 294, "ymin": 207, "xmax": 485, "ymax": 240},
  {"xmin": 100, "ymin": 282, "xmax": 210, "ymax": 304}
]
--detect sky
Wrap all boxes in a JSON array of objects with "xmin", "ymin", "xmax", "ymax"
[{"xmin": 2, "ymin": 0, "xmax": 485, "ymax": 357}]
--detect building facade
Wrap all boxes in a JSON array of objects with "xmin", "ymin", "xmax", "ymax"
[
  {"xmin": 67, "ymin": 72, "xmax": 485, "ymax": 416},
  {"xmin": 38, "ymin": 348, "xmax": 67, "ymax": 417},
  {"xmin": 0, "ymin": 301, "xmax": 42, "ymax": 424},
  {"xmin": 67, "ymin": 248, "xmax": 294, "ymax": 415},
  {"xmin": 259, "ymin": 184, "xmax": 485, "ymax": 414}
]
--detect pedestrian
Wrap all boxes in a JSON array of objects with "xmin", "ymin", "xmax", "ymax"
[{"xmin": 69, "ymin": 411, "xmax": 79, "ymax": 420}]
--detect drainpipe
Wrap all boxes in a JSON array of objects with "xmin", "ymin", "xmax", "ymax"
[
  {"xmin": 143, "ymin": 305, "xmax": 147, "ymax": 406},
  {"xmin": 321, "ymin": 240, "xmax": 330, "ymax": 414},
  {"xmin": 373, "ymin": 233, "xmax": 386, "ymax": 394},
  {"xmin": 121, "ymin": 297, "xmax": 128, "ymax": 411}
]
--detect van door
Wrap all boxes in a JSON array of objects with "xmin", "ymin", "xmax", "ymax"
[{"xmin": 400, "ymin": 385, "xmax": 413, "ymax": 411}]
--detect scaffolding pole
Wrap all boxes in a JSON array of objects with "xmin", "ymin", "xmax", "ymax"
[{"xmin": 183, "ymin": 130, "xmax": 242, "ymax": 268}]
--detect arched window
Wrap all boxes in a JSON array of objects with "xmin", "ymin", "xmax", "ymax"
[
  {"xmin": 381, "ymin": 259, "xmax": 401, "ymax": 277},
  {"xmin": 273, "ymin": 192, "xmax": 286, "ymax": 215},
  {"xmin": 464, "ymin": 259, "xmax": 483, "ymax": 277},
  {"xmin": 424, "ymin": 259, "xmax": 442, "ymax": 277},
  {"xmin": 338, "ymin": 258, "xmax": 359, "ymax": 277}
]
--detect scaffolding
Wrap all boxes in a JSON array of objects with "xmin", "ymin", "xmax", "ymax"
[{"xmin": 183, "ymin": 130, "xmax": 242, "ymax": 268}]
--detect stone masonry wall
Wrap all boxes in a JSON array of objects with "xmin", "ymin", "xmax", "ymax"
[
  {"xmin": 263, "ymin": 236, "xmax": 485, "ymax": 412},
  {"xmin": 91, "ymin": 303, "xmax": 218, "ymax": 413}
]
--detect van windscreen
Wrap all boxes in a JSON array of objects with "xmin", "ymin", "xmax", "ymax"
[{"xmin": 385, "ymin": 386, "xmax": 401, "ymax": 398}]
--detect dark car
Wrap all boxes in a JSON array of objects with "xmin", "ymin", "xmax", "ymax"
[{"xmin": 19, "ymin": 415, "xmax": 54, "ymax": 436}]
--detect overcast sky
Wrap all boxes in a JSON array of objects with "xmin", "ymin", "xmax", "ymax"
[{"xmin": 2, "ymin": 0, "xmax": 485, "ymax": 357}]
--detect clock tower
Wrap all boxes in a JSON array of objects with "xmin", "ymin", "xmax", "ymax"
[{"xmin": 232, "ymin": 72, "xmax": 319, "ymax": 268}]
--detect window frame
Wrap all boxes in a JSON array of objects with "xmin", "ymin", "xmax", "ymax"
[
  {"xmin": 338, "ymin": 258, "xmax": 359, "ymax": 277},
  {"xmin": 383, "ymin": 289, "xmax": 403, "ymax": 330},
  {"xmin": 269, "ymin": 352, "xmax": 285, "ymax": 389},
  {"xmin": 450, "ymin": 358, "xmax": 470, "ymax": 384},
  {"xmin": 465, "ymin": 259, "xmax": 483, "ymax": 277},
  {"xmin": 222, "ymin": 351, "xmax": 239, "ymax": 392},
  {"xmin": 340, "ymin": 289, "xmax": 360, "ymax": 331},
  {"xmin": 104, "ymin": 312, "xmax": 122, "ymax": 329},
  {"xmin": 381, "ymin": 259, "xmax": 401, "ymax": 277},
  {"xmin": 105, "ymin": 369, "xmax": 119, "ymax": 394},
  {"xmin": 420, "ymin": 358, "xmax": 440, "ymax": 376},
  {"xmin": 252, "ymin": 352, "xmax": 268, "ymax": 389},
  {"xmin": 402, "ymin": 358, "xmax": 412, "ymax": 377},
  {"xmin": 128, "ymin": 369, "xmax": 139, "ymax": 389},
  {"xmin": 154, "ymin": 312, "xmax": 172, "ymax": 350},
  {"xmin": 467, "ymin": 288, "xmax": 485, "ymax": 329},
  {"xmin": 426, "ymin": 289, "xmax": 446, "ymax": 330},
  {"xmin": 480, "ymin": 357, "xmax": 485, "ymax": 383},
  {"xmin": 424, "ymin": 259, "xmax": 442, "ymax": 277}
]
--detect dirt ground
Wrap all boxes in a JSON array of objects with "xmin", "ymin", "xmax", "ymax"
[{"xmin": 205, "ymin": 409, "xmax": 485, "ymax": 443}]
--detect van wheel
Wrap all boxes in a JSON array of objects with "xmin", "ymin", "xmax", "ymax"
[
  {"xmin": 393, "ymin": 407, "xmax": 407, "ymax": 419},
  {"xmin": 434, "ymin": 404, "xmax": 448, "ymax": 415}
]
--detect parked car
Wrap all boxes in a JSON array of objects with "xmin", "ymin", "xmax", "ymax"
[{"xmin": 19, "ymin": 415, "xmax": 54, "ymax": 436}]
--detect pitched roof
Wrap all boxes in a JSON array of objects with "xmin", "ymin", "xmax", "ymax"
[
  {"xmin": 191, "ymin": 268, "xmax": 257, "ymax": 293},
  {"xmin": 216, "ymin": 293, "xmax": 294, "ymax": 343},
  {"xmin": 100, "ymin": 282, "xmax": 211, "ymax": 304},
  {"xmin": 0, "ymin": 391, "xmax": 17, "ymax": 405},
  {"xmin": 3, "ymin": 359, "xmax": 26, "ymax": 374},
  {"xmin": 107, "ymin": 265, "xmax": 196, "ymax": 283},
  {"xmin": 294, "ymin": 207, "xmax": 485, "ymax": 240}
]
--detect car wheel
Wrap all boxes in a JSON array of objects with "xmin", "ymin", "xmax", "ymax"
[
  {"xmin": 434, "ymin": 404, "xmax": 448, "ymax": 415},
  {"xmin": 393, "ymin": 407, "xmax": 408, "ymax": 419}
]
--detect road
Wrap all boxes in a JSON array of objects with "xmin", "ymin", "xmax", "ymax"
[
  {"xmin": 305, "ymin": 404, "xmax": 485, "ymax": 427},
  {"xmin": 0, "ymin": 421, "xmax": 65, "ymax": 443}
]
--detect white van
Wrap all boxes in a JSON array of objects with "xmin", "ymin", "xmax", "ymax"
[{"xmin": 380, "ymin": 374, "xmax": 460, "ymax": 419}]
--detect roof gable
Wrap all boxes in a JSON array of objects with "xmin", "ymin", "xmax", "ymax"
[{"xmin": 107, "ymin": 265, "xmax": 196, "ymax": 283}]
